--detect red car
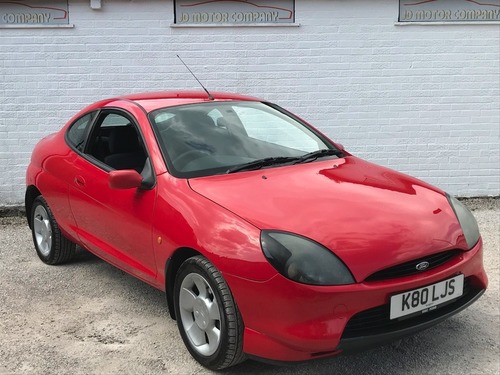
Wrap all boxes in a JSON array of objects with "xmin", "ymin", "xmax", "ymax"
[{"xmin": 26, "ymin": 91, "xmax": 487, "ymax": 370}]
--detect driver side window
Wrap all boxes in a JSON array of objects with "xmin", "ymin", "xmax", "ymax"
[{"xmin": 86, "ymin": 112, "xmax": 148, "ymax": 173}]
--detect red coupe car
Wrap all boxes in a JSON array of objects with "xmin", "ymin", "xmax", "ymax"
[{"xmin": 26, "ymin": 91, "xmax": 487, "ymax": 370}]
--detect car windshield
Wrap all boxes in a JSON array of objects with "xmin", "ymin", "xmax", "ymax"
[{"xmin": 149, "ymin": 101, "xmax": 336, "ymax": 178}]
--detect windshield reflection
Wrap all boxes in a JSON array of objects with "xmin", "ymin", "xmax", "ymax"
[{"xmin": 150, "ymin": 102, "xmax": 331, "ymax": 178}]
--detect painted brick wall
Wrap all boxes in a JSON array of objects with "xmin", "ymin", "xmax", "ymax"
[{"xmin": 1, "ymin": 0, "xmax": 499, "ymax": 205}]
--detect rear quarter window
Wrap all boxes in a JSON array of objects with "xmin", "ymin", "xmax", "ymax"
[{"xmin": 66, "ymin": 112, "xmax": 96, "ymax": 152}]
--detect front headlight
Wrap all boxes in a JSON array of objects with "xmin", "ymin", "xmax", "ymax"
[
  {"xmin": 446, "ymin": 194, "xmax": 480, "ymax": 249},
  {"xmin": 260, "ymin": 231, "xmax": 355, "ymax": 285}
]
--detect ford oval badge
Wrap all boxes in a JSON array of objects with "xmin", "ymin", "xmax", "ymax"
[{"xmin": 416, "ymin": 261, "xmax": 430, "ymax": 271}]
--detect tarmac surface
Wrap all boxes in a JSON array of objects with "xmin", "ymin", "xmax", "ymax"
[{"xmin": 0, "ymin": 198, "xmax": 498, "ymax": 374}]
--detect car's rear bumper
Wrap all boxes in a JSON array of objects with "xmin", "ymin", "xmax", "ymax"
[{"xmin": 224, "ymin": 239, "xmax": 488, "ymax": 362}]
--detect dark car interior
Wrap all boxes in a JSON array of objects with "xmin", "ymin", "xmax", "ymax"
[
  {"xmin": 87, "ymin": 115, "xmax": 148, "ymax": 174},
  {"xmin": 102, "ymin": 126, "xmax": 147, "ymax": 172}
]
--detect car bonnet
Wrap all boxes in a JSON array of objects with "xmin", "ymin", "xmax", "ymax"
[{"xmin": 188, "ymin": 156, "xmax": 466, "ymax": 282}]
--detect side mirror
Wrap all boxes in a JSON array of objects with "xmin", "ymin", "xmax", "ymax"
[{"xmin": 109, "ymin": 170, "xmax": 143, "ymax": 189}]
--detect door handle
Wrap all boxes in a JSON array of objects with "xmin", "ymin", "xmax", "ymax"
[{"xmin": 74, "ymin": 176, "xmax": 86, "ymax": 187}]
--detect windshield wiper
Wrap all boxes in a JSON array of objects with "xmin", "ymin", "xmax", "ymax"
[
  {"xmin": 226, "ymin": 149, "xmax": 343, "ymax": 174},
  {"xmin": 293, "ymin": 149, "xmax": 343, "ymax": 165},
  {"xmin": 226, "ymin": 156, "xmax": 298, "ymax": 174}
]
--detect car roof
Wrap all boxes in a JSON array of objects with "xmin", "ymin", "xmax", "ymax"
[{"xmin": 108, "ymin": 91, "xmax": 263, "ymax": 113}]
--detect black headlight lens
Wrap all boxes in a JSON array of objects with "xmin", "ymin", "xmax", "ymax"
[
  {"xmin": 260, "ymin": 231, "xmax": 355, "ymax": 286},
  {"xmin": 446, "ymin": 194, "xmax": 480, "ymax": 249}
]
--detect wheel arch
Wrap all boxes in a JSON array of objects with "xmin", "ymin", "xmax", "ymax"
[
  {"xmin": 25, "ymin": 185, "xmax": 42, "ymax": 228},
  {"xmin": 165, "ymin": 247, "xmax": 201, "ymax": 320}
]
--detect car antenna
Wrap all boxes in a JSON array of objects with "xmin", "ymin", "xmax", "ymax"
[{"xmin": 177, "ymin": 55, "xmax": 214, "ymax": 101}]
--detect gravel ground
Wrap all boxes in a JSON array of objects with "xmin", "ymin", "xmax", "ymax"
[{"xmin": 0, "ymin": 199, "xmax": 498, "ymax": 375}]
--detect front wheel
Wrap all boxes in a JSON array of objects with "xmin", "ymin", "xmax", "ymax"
[
  {"xmin": 174, "ymin": 255, "xmax": 246, "ymax": 370},
  {"xmin": 31, "ymin": 196, "xmax": 76, "ymax": 265}
]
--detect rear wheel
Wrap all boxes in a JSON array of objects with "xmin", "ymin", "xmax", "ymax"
[
  {"xmin": 31, "ymin": 196, "xmax": 76, "ymax": 265},
  {"xmin": 174, "ymin": 255, "xmax": 245, "ymax": 370}
]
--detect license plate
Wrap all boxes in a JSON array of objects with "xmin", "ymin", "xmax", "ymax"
[{"xmin": 390, "ymin": 274, "xmax": 464, "ymax": 320}]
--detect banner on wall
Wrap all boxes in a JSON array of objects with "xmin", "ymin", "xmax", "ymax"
[
  {"xmin": 399, "ymin": 0, "xmax": 500, "ymax": 22},
  {"xmin": 0, "ymin": 1, "xmax": 69, "ymax": 26},
  {"xmin": 174, "ymin": 0, "xmax": 295, "ymax": 24}
]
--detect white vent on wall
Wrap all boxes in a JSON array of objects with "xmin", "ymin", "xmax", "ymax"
[{"xmin": 90, "ymin": 0, "xmax": 102, "ymax": 10}]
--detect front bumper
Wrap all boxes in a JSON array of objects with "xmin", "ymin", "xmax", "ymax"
[
  {"xmin": 338, "ymin": 282, "xmax": 484, "ymax": 352},
  {"xmin": 224, "ymin": 239, "xmax": 487, "ymax": 362}
]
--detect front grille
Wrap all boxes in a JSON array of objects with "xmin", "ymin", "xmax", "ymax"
[
  {"xmin": 365, "ymin": 250, "xmax": 461, "ymax": 282},
  {"xmin": 342, "ymin": 277, "xmax": 479, "ymax": 339}
]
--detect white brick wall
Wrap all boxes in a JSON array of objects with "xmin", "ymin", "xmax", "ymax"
[{"xmin": 1, "ymin": 0, "xmax": 499, "ymax": 205}]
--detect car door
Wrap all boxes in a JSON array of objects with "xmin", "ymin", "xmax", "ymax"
[{"xmin": 68, "ymin": 109, "xmax": 158, "ymax": 284}]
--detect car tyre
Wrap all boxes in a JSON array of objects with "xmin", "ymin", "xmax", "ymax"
[
  {"xmin": 31, "ymin": 196, "xmax": 76, "ymax": 265},
  {"xmin": 174, "ymin": 255, "xmax": 246, "ymax": 370}
]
